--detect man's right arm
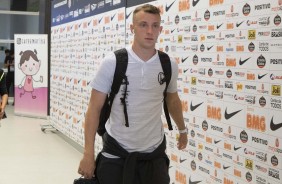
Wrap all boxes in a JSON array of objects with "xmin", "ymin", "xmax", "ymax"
[{"xmin": 78, "ymin": 89, "xmax": 107, "ymax": 179}]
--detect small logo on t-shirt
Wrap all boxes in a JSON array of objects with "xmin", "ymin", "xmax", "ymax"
[{"xmin": 158, "ymin": 72, "xmax": 166, "ymax": 85}]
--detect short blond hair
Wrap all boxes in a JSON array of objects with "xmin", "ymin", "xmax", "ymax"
[{"xmin": 133, "ymin": 4, "xmax": 160, "ymax": 21}]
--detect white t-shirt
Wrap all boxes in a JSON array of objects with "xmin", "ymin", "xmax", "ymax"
[{"xmin": 90, "ymin": 46, "xmax": 178, "ymax": 153}]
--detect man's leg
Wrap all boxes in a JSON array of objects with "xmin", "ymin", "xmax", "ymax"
[
  {"xmin": 137, "ymin": 157, "xmax": 170, "ymax": 184},
  {"xmin": 96, "ymin": 154, "xmax": 124, "ymax": 184},
  {"xmin": 151, "ymin": 157, "xmax": 170, "ymax": 184}
]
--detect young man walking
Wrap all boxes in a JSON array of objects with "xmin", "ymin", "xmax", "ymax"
[{"xmin": 78, "ymin": 4, "xmax": 187, "ymax": 184}]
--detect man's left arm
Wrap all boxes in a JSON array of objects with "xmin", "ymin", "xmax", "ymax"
[{"xmin": 166, "ymin": 92, "xmax": 188, "ymax": 150}]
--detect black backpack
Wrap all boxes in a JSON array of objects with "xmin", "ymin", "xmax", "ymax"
[{"xmin": 97, "ymin": 48, "xmax": 173, "ymax": 136}]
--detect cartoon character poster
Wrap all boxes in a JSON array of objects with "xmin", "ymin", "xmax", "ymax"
[{"xmin": 14, "ymin": 34, "xmax": 48, "ymax": 118}]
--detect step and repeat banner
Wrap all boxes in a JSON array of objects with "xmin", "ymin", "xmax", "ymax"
[
  {"xmin": 51, "ymin": 0, "xmax": 282, "ymax": 183},
  {"xmin": 50, "ymin": 0, "xmax": 126, "ymax": 146}
]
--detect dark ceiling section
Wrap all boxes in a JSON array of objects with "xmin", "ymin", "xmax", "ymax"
[
  {"xmin": 10, "ymin": 0, "xmax": 39, "ymax": 12},
  {"xmin": 11, "ymin": 0, "xmax": 28, "ymax": 11}
]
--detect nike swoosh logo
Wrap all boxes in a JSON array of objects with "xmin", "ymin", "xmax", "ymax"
[
  {"xmin": 171, "ymin": 28, "xmax": 176, "ymax": 33},
  {"xmin": 111, "ymin": 13, "xmax": 116, "ymax": 21},
  {"xmin": 184, "ymin": 69, "xmax": 189, "ymax": 73},
  {"xmin": 223, "ymin": 165, "xmax": 230, "ymax": 170},
  {"xmin": 214, "ymin": 140, "xmax": 221, "ymax": 144},
  {"xmin": 207, "ymin": 45, "xmax": 214, "ymax": 51},
  {"xmin": 217, "ymin": 23, "xmax": 223, "ymax": 29},
  {"xmin": 166, "ymin": 0, "xmax": 176, "ymax": 12},
  {"xmin": 258, "ymin": 73, "xmax": 267, "ymax": 79},
  {"xmin": 182, "ymin": 57, "xmax": 189, "ymax": 63},
  {"xmin": 236, "ymin": 21, "xmax": 244, "ymax": 27},
  {"xmin": 98, "ymin": 17, "xmax": 103, "ymax": 23},
  {"xmin": 234, "ymin": 146, "xmax": 241, "ymax": 151},
  {"xmin": 126, "ymin": 11, "xmax": 132, "ymax": 19},
  {"xmin": 190, "ymin": 102, "xmax": 204, "ymax": 111},
  {"xmin": 239, "ymin": 57, "xmax": 251, "ymax": 65},
  {"xmin": 270, "ymin": 116, "xmax": 282, "ymax": 131},
  {"xmin": 180, "ymin": 158, "xmax": 187, "ymax": 163},
  {"xmin": 224, "ymin": 108, "xmax": 242, "ymax": 120},
  {"xmin": 189, "ymin": 177, "xmax": 202, "ymax": 184},
  {"xmin": 192, "ymin": 0, "xmax": 201, "ymax": 7}
]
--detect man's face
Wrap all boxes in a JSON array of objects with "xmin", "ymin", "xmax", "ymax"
[{"xmin": 131, "ymin": 11, "xmax": 162, "ymax": 49}]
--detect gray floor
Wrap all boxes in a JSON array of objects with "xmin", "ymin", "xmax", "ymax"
[{"xmin": 0, "ymin": 101, "xmax": 83, "ymax": 184}]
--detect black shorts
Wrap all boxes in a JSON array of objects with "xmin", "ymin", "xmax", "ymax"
[{"xmin": 96, "ymin": 154, "xmax": 170, "ymax": 184}]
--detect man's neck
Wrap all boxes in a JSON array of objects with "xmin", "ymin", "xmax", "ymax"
[{"xmin": 131, "ymin": 44, "xmax": 156, "ymax": 62}]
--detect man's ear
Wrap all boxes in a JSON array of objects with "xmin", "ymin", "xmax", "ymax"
[{"xmin": 130, "ymin": 24, "xmax": 134, "ymax": 33}]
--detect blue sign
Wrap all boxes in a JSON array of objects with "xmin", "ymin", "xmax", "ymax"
[{"xmin": 51, "ymin": 0, "xmax": 126, "ymax": 26}]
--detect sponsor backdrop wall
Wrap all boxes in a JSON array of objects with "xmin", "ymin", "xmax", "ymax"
[
  {"xmin": 50, "ymin": 0, "xmax": 282, "ymax": 183},
  {"xmin": 14, "ymin": 34, "xmax": 48, "ymax": 118}
]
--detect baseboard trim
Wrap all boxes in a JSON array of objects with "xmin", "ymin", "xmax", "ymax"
[{"xmin": 55, "ymin": 130, "xmax": 84, "ymax": 153}]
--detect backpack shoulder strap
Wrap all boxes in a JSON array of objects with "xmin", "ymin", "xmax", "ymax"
[
  {"xmin": 97, "ymin": 49, "xmax": 129, "ymax": 136},
  {"xmin": 158, "ymin": 50, "xmax": 173, "ymax": 131},
  {"xmin": 111, "ymin": 48, "xmax": 128, "ymax": 96},
  {"xmin": 111, "ymin": 48, "xmax": 129, "ymax": 127},
  {"xmin": 158, "ymin": 50, "xmax": 171, "ymax": 85}
]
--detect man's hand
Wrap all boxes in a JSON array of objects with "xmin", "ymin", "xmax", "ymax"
[
  {"xmin": 177, "ymin": 133, "xmax": 188, "ymax": 150},
  {"xmin": 78, "ymin": 154, "xmax": 96, "ymax": 179}
]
